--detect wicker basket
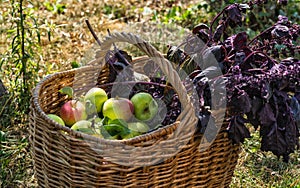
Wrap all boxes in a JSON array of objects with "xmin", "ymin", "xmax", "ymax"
[{"xmin": 29, "ymin": 32, "xmax": 240, "ymax": 187}]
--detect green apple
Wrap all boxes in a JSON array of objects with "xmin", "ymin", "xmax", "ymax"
[
  {"xmin": 121, "ymin": 131, "xmax": 141, "ymax": 140},
  {"xmin": 88, "ymin": 117, "xmax": 102, "ymax": 135},
  {"xmin": 102, "ymin": 97, "xmax": 134, "ymax": 121},
  {"xmin": 127, "ymin": 122, "xmax": 150, "ymax": 133},
  {"xmin": 121, "ymin": 122, "xmax": 150, "ymax": 139},
  {"xmin": 60, "ymin": 100, "xmax": 87, "ymax": 126},
  {"xmin": 88, "ymin": 117, "xmax": 102, "ymax": 124},
  {"xmin": 70, "ymin": 120, "xmax": 95, "ymax": 135},
  {"xmin": 84, "ymin": 87, "xmax": 108, "ymax": 113},
  {"xmin": 130, "ymin": 92, "xmax": 158, "ymax": 121},
  {"xmin": 47, "ymin": 114, "xmax": 65, "ymax": 126}
]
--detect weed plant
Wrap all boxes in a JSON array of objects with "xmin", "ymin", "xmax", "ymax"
[{"xmin": 0, "ymin": 0, "xmax": 42, "ymax": 186}]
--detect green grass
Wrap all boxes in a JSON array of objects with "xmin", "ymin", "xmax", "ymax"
[
  {"xmin": 0, "ymin": 130, "xmax": 36, "ymax": 187},
  {"xmin": 231, "ymin": 131, "xmax": 300, "ymax": 187}
]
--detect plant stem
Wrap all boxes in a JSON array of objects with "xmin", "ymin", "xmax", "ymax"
[
  {"xmin": 107, "ymin": 29, "xmax": 130, "ymax": 66},
  {"xmin": 19, "ymin": 0, "xmax": 27, "ymax": 92},
  {"xmin": 208, "ymin": 5, "xmax": 229, "ymax": 42},
  {"xmin": 247, "ymin": 26, "xmax": 274, "ymax": 45},
  {"xmin": 244, "ymin": 50, "xmax": 277, "ymax": 65},
  {"xmin": 85, "ymin": 19, "xmax": 102, "ymax": 46}
]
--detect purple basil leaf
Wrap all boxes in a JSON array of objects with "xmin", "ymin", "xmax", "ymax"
[
  {"xmin": 251, "ymin": 96, "xmax": 264, "ymax": 117},
  {"xmin": 192, "ymin": 24, "xmax": 210, "ymax": 43},
  {"xmin": 234, "ymin": 51, "xmax": 246, "ymax": 65},
  {"xmin": 213, "ymin": 24, "xmax": 225, "ymax": 42},
  {"xmin": 197, "ymin": 66, "xmax": 220, "ymax": 79},
  {"xmin": 202, "ymin": 45, "xmax": 226, "ymax": 69},
  {"xmin": 261, "ymin": 122, "xmax": 287, "ymax": 159},
  {"xmin": 228, "ymin": 90, "xmax": 252, "ymax": 114},
  {"xmin": 295, "ymin": 92, "xmax": 300, "ymax": 104},
  {"xmin": 258, "ymin": 103, "xmax": 276, "ymax": 126},
  {"xmin": 246, "ymin": 112, "xmax": 260, "ymax": 130},
  {"xmin": 197, "ymin": 109, "xmax": 211, "ymax": 134},
  {"xmin": 232, "ymin": 32, "xmax": 248, "ymax": 50},
  {"xmin": 184, "ymin": 35, "xmax": 205, "ymax": 54},
  {"xmin": 228, "ymin": 115, "xmax": 251, "ymax": 144},
  {"xmin": 167, "ymin": 46, "xmax": 187, "ymax": 66},
  {"xmin": 196, "ymin": 30, "xmax": 209, "ymax": 43},
  {"xmin": 284, "ymin": 110, "xmax": 300, "ymax": 153},
  {"xmin": 271, "ymin": 25, "xmax": 290, "ymax": 38},
  {"xmin": 259, "ymin": 90, "xmax": 300, "ymax": 161},
  {"xmin": 239, "ymin": 3, "xmax": 250, "ymax": 13},
  {"xmin": 192, "ymin": 23, "xmax": 209, "ymax": 33},
  {"xmin": 261, "ymin": 82, "xmax": 273, "ymax": 101},
  {"xmin": 225, "ymin": 4, "xmax": 242, "ymax": 27},
  {"xmin": 277, "ymin": 15, "xmax": 289, "ymax": 24}
]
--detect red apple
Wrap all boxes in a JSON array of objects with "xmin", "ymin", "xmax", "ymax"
[
  {"xmin": 60, "ymin": 100, "xmax": 87, "ymax": 126},
  {"xmin": 102, "ymin": 97, "xmax": 134, "ymax": 121}
]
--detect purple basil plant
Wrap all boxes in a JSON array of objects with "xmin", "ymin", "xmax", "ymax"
[{"xmin": 167, "ymin": 0, "xmax": 299, "ymax": 162}]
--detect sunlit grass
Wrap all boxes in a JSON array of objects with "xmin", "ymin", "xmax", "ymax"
[{"xmin": 231, "ymin": 130, "xmax": 300, "ymax": 187}]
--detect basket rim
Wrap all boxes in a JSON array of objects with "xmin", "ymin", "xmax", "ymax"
[{"xmin": 32, "ymin": 64, "xmax": 184, "ymax": 145}]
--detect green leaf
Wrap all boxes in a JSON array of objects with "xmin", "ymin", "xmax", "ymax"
[
  {"xmin": 108, "ymin": 119, "xmax": 128, "ymax": 127},
  {"xmin": 101, "ymin": 124, "xmax": 130, "ymax": 138},
  {"xmin": 59, "ymin": 86, "xmax": 73, "ymax": 98},
  {"xmin": 100, "ymin": 119, "xmax": 131, "ymax": 139},
  {"xmin": 71, "ymin": 61, "xmax": 80, "ymax": 68}
]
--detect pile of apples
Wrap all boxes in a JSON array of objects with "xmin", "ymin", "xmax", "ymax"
[{"xmin": 47, "ymin": 87, "xmax": 159, "ymax": 140}]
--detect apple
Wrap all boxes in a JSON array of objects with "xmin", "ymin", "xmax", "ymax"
[
  {"xmin": 127, "ymin": 122, "xmax": 150, "ymax": 133},
  {"xmin": 102, "ymin": 97, "xmax": 134, "ymax": 121},
  {"xmin": 130, "ymin": 92, "xmax": 158, "ymax": 121},
  {"xmin": 84, "ymin": 87, "xmax": 108, "ymax": 113},
  {"xmin": 70, "ymin": 120, "xmax": 95, "ymax": 135},
  {"xmin": 88, "ymin": 117, "xmax": 102, "ymax": 135},
  {"xmin": 122, "ymin": 122, "xmax": 150, "ymax": 139},
  {"xmin": 60, "ymin": 100, "xmax": 87, "ymax": 126},
  {"xmin": 47, "ymin": 114, "xmax": 65, "ymax": 126},
  {"xmin": 121, "ymin": 131, "xmax": 141, "ymax": 140},
  {"xmin": 88, "ymin": 117, "xmax": 102, "ymax": 124}
]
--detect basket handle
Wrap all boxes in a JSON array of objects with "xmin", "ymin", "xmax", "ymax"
[{"xmin": 95, "ymin": 32, "xmax": 195, "ymax": 116}]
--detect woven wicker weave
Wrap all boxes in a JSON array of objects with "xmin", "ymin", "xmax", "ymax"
[{"xmin": 29, "ymin": 32, "xmax": 240, "ymax": 187}]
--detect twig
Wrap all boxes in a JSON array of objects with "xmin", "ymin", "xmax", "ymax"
[
  {"xmin": 244, "ymin": 50, "xmax": 277, "ymax": 65},
  {"xmin": 107, "ymin": 29, "xmax": 130, "ymax": 66},
  {"xmin": 247, "ymin": 26, "xmax": 274, "ymax": 46},
  {"xmin": 85, "ymin": 19, "xmax": 102, "ymax": 46},
  {"xmin": 208, "ymin": 5, "xmax": 229, "ymax": 42}
]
